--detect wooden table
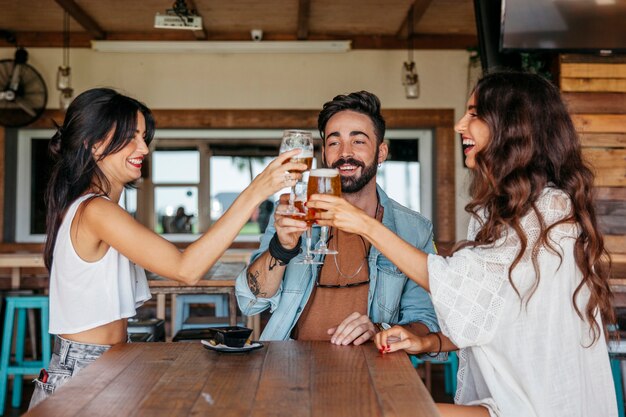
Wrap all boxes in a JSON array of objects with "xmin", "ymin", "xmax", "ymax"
[
  {"xmin": 147, "ymin": 262, "xmax": 260, "ymax": 339},
  {"xmin": 0, "ymin": 253, "xmax": 45, "ymax": 289},
  {"xmin": 25, "ymin": 341, "xmax": 440, "ymax": 417}
]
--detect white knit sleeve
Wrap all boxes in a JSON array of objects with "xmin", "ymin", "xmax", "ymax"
[{"xmin": 428, "ymin": 187, "xmax": 573, "ymax": 348}]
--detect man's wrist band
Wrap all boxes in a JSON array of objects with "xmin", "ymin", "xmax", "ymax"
[
  {"xmin": 426, "ymin": 331, "xmax": 442, "ymax": 357},
  {"xmin": 268, "ymin": 233, "xmax": 301, "ymax": 265}
]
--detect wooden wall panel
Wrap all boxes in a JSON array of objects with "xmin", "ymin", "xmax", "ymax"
[
  {"xmin": 606, "ymin": 235, "xmax": 626, "ymax": 255},
  {"xmin": 583, "ymin": 149, "xmax": 626, "ymax": 187},
  {"xmin": 562, "ymin": 57, "xmax": 626, "ymax": 258},
  {"xmin": 561, "ymin": 78, "xmax": 626, "ymax": 93},
  {"xmin": 571, "ymin": 114, "xmax": 626, "ymax": 133},
  {"xmin": 597, "ymin": 200, "xmax": 626, "ymax": 235},
  {"xmin": 563, "ymin": 92, "xmax": 626, "ymax": 114},
  {"xmin": 580, "ymin": 133, "xmax": 626, "ymax": 148},
  {"xmin": 561, "ymin": 63, "xmax": 626, "ymax": 79},
  {"xmin": 561, "ymin": 55, "xmax": 626, "ymax": 283}
]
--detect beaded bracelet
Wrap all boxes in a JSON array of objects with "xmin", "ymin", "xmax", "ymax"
[
  {"xmin": 268, "ymin": 233, "xmax": 301, "ymax": 265},
  {"xmin": 426, "ymin": 331, "xmax": 442, "ymax": 358}
]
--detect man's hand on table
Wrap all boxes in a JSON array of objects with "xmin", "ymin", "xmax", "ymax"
[{"xmin": 328, "ymin": 312, "xmax": 377, "ymax": 346}]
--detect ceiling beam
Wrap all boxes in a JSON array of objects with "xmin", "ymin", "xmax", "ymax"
[
  {"xmin": 397, "ymin": 0, "xmax": 433, "ymax": 39},
  {"xmin": 0, "ymin": 32, "xmax": 477, "ymax": 50},
  {"xmin": 54, "ymin": 0, "xmax": 106, "ymax": 40},
  {"xmin": 297, "ymin": 0, "xmax": 311, "ymax": 40},
  {"xmin": 185, "ymin": 0, "xmax": 208, "ymax": 40},
  {"xmin": 32, "ymin": 108, "xmax": 454, "ymax": 129}
]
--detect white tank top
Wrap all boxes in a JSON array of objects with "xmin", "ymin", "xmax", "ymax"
[{"xmin": 49, "ymin": 194, "xmax": 152, "ymax": 334}]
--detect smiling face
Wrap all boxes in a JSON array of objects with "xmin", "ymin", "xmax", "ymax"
[
  {"xmin": 94, "ymin": 111, "xmax": 149, "ymax": 188},
  {"xmin": 455, "ymin": 93, "xmax": 490, "ymax": 169},
  {"xmin": 322, "ymin": 110, "xmax": 388, "ymax": 194}
]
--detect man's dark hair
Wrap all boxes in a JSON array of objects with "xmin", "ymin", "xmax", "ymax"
[{"xmin": 317, "ymin": 91, "xmax": 386, "ymax": 145}]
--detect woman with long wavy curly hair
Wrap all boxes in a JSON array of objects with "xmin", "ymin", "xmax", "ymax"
[{"xmin": 308, "ymin": 72, "xmax": 617, "ymax": 417}]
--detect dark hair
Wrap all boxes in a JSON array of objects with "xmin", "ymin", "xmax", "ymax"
[
  {"xmin": 317, "ymin": 91, "xmax": 386, "ymax": 144},
  {"xmin": 44, "ymin": 88, "xmax": 155, "ymax": 270},
  {"xmin": 457, "ymin": 71, "xmax": 614, "ymax": 343}
]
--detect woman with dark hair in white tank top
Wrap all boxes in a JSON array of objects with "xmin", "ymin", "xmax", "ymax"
[{"xmin": 29, "ymin": 87, "xmax": 306, "ymax": 408}]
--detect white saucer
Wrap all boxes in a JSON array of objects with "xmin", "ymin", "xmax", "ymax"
[{"xmin": 201, "ymin": 339, "xmax": 264, "ymax": 353}]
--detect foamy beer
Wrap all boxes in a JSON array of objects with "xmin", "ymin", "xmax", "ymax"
[
  {"xmin": 306, "ymin": 168, "xmax": 341, "ymax": 223},
  {"xmin": 285, "ymin": 181, "xmax": 308, "ymax": 221},
  {"xmin": 289, "ymin": 150, "xmax": 313, "ymax": 173},
  {"xmin": 289, "ymin": 200, "xmax": 312, "ymax": 224}
]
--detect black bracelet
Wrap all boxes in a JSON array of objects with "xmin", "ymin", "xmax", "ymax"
[
  {"xmin": 426, "ymin": 332, "xmax": 442, "ymax": 357},
  {"xmin": 268, "ymin": 233, "xmax": 301, "ymax": 265}
]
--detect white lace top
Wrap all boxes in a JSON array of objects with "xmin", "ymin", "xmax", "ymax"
[{"xmin": 428, "ymin": 187, "xmax": 617, "ymax": 417}]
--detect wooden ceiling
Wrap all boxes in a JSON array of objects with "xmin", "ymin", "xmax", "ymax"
[{"xmin": 0, "ymin": 0, "xmax": 477, "ymax": 49}]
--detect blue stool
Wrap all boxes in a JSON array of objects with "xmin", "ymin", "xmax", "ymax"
[
  {"xmin": 172, "ymin": 294, "xmax": 229, "ymax": 335},
  {"xmin": 610, "ymin": 356, "xmax": 625, "ymax": 417},
  {"xmin": 411, "ymin": 351, "xmax": 458, "ymax": 397},
  {"xmin": 0, "ymin": 296, "xmax": 50, "ymax": 415}
]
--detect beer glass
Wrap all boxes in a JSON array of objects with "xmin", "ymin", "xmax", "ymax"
[
  {"xmin": 275, "ymin": 130, "xmax": 314, "ymax": 217},
  {"xmin": 297, "ymin": 168, "xmax": 341, "ymax": 264}
]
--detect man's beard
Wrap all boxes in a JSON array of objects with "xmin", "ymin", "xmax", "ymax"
[{"xmin": 329, "ymin": 150, "xmax": 379, "ymax": 194}]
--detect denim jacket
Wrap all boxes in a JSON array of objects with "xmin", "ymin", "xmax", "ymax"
[{"xmin": 236, "ymin": 185, "xmax": 440, "ymax": 342}]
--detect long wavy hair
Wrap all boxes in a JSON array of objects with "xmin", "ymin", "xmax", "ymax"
[
  {"xmin": 457, "ymin": 72, "xmax": 614, "ymax": 343},
  {"xmin": 44, "ymin": 88, "xmax": 154, "ymax": 270}
]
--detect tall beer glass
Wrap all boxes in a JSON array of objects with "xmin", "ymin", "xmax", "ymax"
[
  {"xmin": 275, "ymin": 130, "xmax": 314, "ymax": 217},
  {"xmin": 297, "ymin": 168, "xmax": 341, "ymax": 264}
]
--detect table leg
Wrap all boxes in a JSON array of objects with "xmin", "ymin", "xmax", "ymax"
[
  {"xmin": 11, "ymin": 267, "xmax": 20, "ymax": 290},
  {"xmin": 228, "ymin": 291, "xmax": 237, "ymax": 326},
  {"xmin": 246, "ymin": 314, "xmax": 261, "ymax": 340},
  {"xmin": 156, "ymin": 294, "xmax": 166, "ymax": 320},
  {"xmin": 425, "ymin": 361, "xmax": 432, "ymax": 392},
  {"xmin": 170, "ymin": 295, "xmax": 178, "ymax": 341}
]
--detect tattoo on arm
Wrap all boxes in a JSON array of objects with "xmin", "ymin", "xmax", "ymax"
[{"xmin": 247, "ymin": 269, "xmax": 267, "ymax": 297}]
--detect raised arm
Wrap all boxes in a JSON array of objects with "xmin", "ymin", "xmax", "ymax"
[
  {"xmin": 244, "ymin": 195, "xmax": 308, "ymax": 298},
  {"xmin": 309, "ymin": 194, "xmax": 431, "ymax": 291},
  {"xmin": 84, "ymin": 150, "xmax": 306, "ymax": 285}
]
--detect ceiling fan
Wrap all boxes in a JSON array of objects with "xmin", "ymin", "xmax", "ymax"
[{"xmin": 0, "ymin": 33, "xmax": 48, "ymax": 128}]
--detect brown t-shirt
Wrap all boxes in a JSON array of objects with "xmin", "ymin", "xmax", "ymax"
[{"xmin": 293, "ymin": 206, "xmax": 383, "ymax": 341}]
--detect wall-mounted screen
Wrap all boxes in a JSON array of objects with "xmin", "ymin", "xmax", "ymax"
[{"xmin": 501, "ymin": 0, "xmax": 626, "ymax": 53}]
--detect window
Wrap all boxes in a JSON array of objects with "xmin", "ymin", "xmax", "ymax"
[
  {"xmin": 377, "ymin": 131, "xmax": 433, "ymax": 220},
  {"xmin": 16, "ymin": 130, "xmax": 53, "ymax": 242},
  {"xmin": 15, "ymin": 129, "xmax": 137, "ymax": 242},
  {"xmin": 152, "ymin": 150, "xmax": 200, "ymax": 235},
  {"xmin": 13, "ymin": 128, "xmax": 432, "ymax": 243},
  {"xmin": 210, "ymin": 155, "xmax": 287, "ymax": 235}
]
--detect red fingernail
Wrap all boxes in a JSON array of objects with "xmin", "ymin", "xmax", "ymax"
[
  {"xmin": 386, "ymin": 345, "xmax": 390, "ymax": 349},
  {"xmin": 378, "ymin": 348, "xmax": 384, "ymax": 354}
]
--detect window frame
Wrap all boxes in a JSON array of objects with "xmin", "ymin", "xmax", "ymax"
[{"xmin": 16, "ymin": 129, "xmax": 53, "ymax": 243}]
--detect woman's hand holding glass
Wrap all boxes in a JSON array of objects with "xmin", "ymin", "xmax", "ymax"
[
  {"xmin": 275, "ymin": 130, "xmax": 314, "ymax": 217},
  {"xmin": 306, "ymin": 194, "xmax": 372, "ymax": 236},
  {"xmin": 294, "ymin": 169, "xmax": 342, "ymax": 264},
  {"xmin": 248, "ymin": 149, "xmax": 307, "ymax": 202}
]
